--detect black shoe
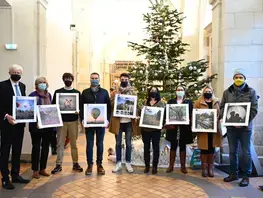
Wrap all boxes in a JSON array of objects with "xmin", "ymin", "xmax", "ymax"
[
  {"xmin": 12, "ymin": 175, "xmax": 30, "ymax": 184},
  {"xmin": 223, "ymin": 175, "xmax": 239, "ymax": 182},
  {"xmin": 152, "ymin": 167, "xmax": 158, "ymax": 175},
  {"xmin": 239, "ymin": 178, "xmax": 249, "ymax": 187},
  {"xmin": 51, "ymin": 165, "xmax": 62, "ymax": 174},
  {"xmin": 2, "ymin": 180, "xmax": 15, "ymax": 190},
  {"xmin": 144, "ymin": 166, "xmax": 150, "ymax": 173},
  {"xmin": 73, "ymin": 163, "xmax": 83, "ymax": 172}
]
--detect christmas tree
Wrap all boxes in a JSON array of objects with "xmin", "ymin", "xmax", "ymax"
[{"xmin": 128, "ymin": 0, "xmax": 217, "ymax": 105}]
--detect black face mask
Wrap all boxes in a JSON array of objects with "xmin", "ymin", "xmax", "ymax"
[
  {"xmin": 64, "ymin": 80, "xmax": 72, "ymax": 87},
  {"xmin": 149, "ymin": 92, "xmax": 157, "ymax": 98},
  {"xmin": 204, "ymin": 93, "xmax": 212, "ymax": 99},
  {"xmin": 120, "ymin": 81, "xmax": 128, "ymax": 87},
  {"xmin": 10, "ymin": 74, "xmax": 21, "ymax": 82}
]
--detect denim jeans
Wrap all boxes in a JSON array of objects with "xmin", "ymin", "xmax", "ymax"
[
  {"xmin": 227, "ymin": 127, "xmax": 252, "ymax": 177},
  {"xmin": 85, "ymin": 127, "xmax": 105, "ymax": 165},
  {"xmin": 115, "ymin": 122, "xmax": 132, "ymax": 163}
]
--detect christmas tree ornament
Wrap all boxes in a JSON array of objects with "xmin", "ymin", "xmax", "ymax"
[{"xmin": 189, "ymin": 66, "xmax": 193, "ymax": 70}]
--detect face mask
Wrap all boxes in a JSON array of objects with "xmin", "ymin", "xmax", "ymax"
[
  {"xmin": 64, "ymin": 80, "xmax": 72, "ymax": 87},
  {"xmin": 176, "ymin": 91, "xmax": 185, "ymax": 98},
  {"xmin": 149, "ymin": 92, "xmax": 157, "ymax": 98},
  {"xmin": 10, "ymin": 74, "xmax": 21, "ymax": 82},
  {"xmin": 91, "ymin": 79, "xmax": 100, "ymax": 86},
  {"xmin": 120, "ymin": 81, "xmax": 128, "ymax": 87},
  {"xmin": 38, "ymin": 83, "xmax": 47, "ymax": 91},
  {"xmin": 204, "ymin": 93, "xmax": 212, "ymax": 99},
  {"xmin": 234, "ymin": 79, "xmax": 245, "ymax": 87}
]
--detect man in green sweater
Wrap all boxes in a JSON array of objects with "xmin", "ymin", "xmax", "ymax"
[{"xmin": 51, "ymin": 73, "xmax": 83, "ymax": 174}]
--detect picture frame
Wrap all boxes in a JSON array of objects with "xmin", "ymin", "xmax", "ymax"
[
  {"xmin": 84, "ymin": 104, "xmax": 107, "ymax": 127},
  {"xmin": 139, "ymin": 106, "xmax": 165, "ymax": 129},
  {"xmin": 222, "ymin": 102, "xmax": 251, "ymax": 126},
  {"xmin": 37, "ymin": 104, "xmax": 63, "ymax": 129},
  {"xmin": 192, "ymin": 109, "xmax": 217, "ymax": 133},
  {"xmin": 56, "ymin": 93, "xmax": 79, "ymax": 114},
  {"xmin": 113, "ymin": 94, "xmax": 137, "ymax": 118},
  {"xmin": 12, "ymin": 96, "xmax": 37, "ymax": 123},
  {"xmin": 166, "ymin": 104, "xmax": 189, "ymax": 125}
]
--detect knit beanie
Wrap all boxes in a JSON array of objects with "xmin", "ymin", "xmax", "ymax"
[{"xmin": 233, "ymin": 68, "xmax": 246, "ymax": 79}]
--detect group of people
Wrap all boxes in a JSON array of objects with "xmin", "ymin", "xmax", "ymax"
[{"xmin": 0, "ymin": 65, "xmax": 258, "ymax": 190}]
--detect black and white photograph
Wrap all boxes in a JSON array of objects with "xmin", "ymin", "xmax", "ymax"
[
  {"xmin": 12, "ymin": 96, "xmax": 37, "ymax": 123},
  {"xmin": 166, "ymin": 104, "xmax": 189, "ymax": 125},
  {"xmin": 84, "ymin": 104, "xmax": 107, "ymax": 127},
  {"xmin": 222, "ymin": 102, "xmax": 251, "ymax": 126},
  {"xmin": 139, "ymin": 106, "xmax": 164, "ymax": 129},
  {"xmin": 56, "ymin": 93, "xmax": 79, "ymax": 114},
  {"xmin": 113, "ymin": 94, "xmax": 137, "ymax": 118},
  {"xmin": 192, "ymin": 109, "xmax": 217, "ymax": 133},
  {"xmin": 37, "ymin": 104, "xmax": 63, "ymax": 129}
]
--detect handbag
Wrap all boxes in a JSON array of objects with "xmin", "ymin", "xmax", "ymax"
[{"xmin": 190, "ymin": 148, "xmax": 201, "ymax": 169}]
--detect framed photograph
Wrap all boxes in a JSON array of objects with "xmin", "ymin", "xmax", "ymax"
[
  {"xmin": 166, "ymin": 104, "xmax": 189, "ymax": 125},
  {"xmin": 192, "ymin": 109, "xmax": 217, "ymax": 133},
  {"xmin": 37, "ymin": 104, "xmax": 63, "ymax": 129},
  {"xmin": 222, "ymin": 102, "xmax": 251, "ymax": 126},
  {"xmin": 12, "ymin": 96, "xmax": 37, "ymax": 123},
  {"xmin": 56, "ymin": 93, "xmax": 79, "ymax": 114},
  {"xmin": 84, "ymin": 104, "xmax": 107, "ymax": 127},
  {"xmin": 139, "ymin": 106, "xmax": 165, "ymax": 129},
  {"xmin": 113, "ymin": 94, "xmax": 137, "ymax": 118}
]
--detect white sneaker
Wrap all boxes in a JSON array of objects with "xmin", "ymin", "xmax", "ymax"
[
  {"xmin": 125, "ymin": 162, "xmax": 133, "ymax": 173},
  {"xmin": 112, "ymin": 162, "xmax": 122, "ymax": 173}
]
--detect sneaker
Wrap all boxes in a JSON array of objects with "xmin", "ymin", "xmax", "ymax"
[
  {"xmin": 125, "ymin": 162, "xmax": 133, "ymax": 173},
  {"xmin": 73, "ymin": 163, "xmax": 83, "ymax": 172},
  {"xmin": 239, "ymin": 177, "xmax": 249, "ymax": 187},
  {"xmin": 112, "ymin": 162, "xmax": 122, "ymax": 173},
  {"xmin": 51, "ymin": 165, "xmax": 62, "ymax": 174},
  {"xmin": 85, "ymin": 164, "xmax": 93, "ymax": 175},
  {"xmin": 97, "ymin": 165, "xmax": 105, "ymax": 175}
]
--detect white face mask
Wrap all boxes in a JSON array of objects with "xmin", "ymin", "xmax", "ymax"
[{"xmin": 176, "ymin": 91, "xmax": 185, "ymax": 98}]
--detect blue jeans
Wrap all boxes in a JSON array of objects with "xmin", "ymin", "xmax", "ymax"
[
  {"xmin": 115, "ymin": 122, "xmax": 132, "ymax": 163},
  {"xmin": 227, "ymin": 128, "xmax": 252, "ymax": 177},
  {"xmin": 85, "ymin": 128, "xmax": 105, "ymax": 165}
]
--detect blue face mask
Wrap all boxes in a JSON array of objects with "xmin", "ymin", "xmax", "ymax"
[
  {"xmin": 91, "ymin": 79, "xmax": 99, "ymax": 86},
  {"xmin": 38, "ymin": 83, "xmax": 47, "ymax": 91}
]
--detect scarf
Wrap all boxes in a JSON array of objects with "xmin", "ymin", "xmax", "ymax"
[
  {"xmin": 233, "ymin": 82, "xmax": 247, "ymax": 97},
  {"xmin": 118, "ymin": 85, "xmax": 134, "ymax": 95},
  {"xmin": 36, "ymin": 90, "xmax": 51, "ymax": 105}
]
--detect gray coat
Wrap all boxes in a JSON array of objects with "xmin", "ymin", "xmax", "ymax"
[{"xmin": 220, "ymin": 83, "xmax": 258, "ymax": 130}]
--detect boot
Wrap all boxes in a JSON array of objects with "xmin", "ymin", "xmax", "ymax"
[
  {"xmin": 207, "ymin": 154, "xmax": 214, "ymax": 177},
  {"xmin": 180, "ymin": 151, "xmax": 187, "ymax": 174},
  {"xmin": 201, "ymin": 154, "xmax": 208, "ymax": 177},
  {"xmin": 166, "ymin": 150, "xmax": 176, "ymax": 173},
  {"xmin": 144, "ymin": 163, "xmax": 150, "ymax": 173}
]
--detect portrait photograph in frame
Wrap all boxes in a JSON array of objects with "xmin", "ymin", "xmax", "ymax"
[
  {"xmin": 192, "ymin": 109, "xmax": 217, "ymax": 133},
  {"xmin": 222, "ymin": 102, "xmax": 251, "ymax": 126},
  {"xmin": 113, "ymin": 94, "xmax": 137, "ymax": 118},
  {"xmin": 84, "ymin": 104, "xmax": 107, "ymax": 127},
  {"xmin": 139, "ymin": 106, "xmax": 165, "ymax": 129},
  {"xmin": 56, "ymin": 93, "xmax": 79, "ymax": 114},
  {"xmin": 37, "ymin": 104, "xmax": 63, "ymax": 129},
  {"xmin": 12, "ymin": 96, "xmax": 37, "ymax": 123},
  {"xmin": 166, "ymin": 104, "xmax": 189, "ymax": 125}
]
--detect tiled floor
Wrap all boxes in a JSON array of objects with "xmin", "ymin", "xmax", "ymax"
[{"xmin": 1, "ymin": 132, "xmax": 263, "ymax": 198}]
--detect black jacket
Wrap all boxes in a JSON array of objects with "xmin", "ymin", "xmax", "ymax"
[
  {"xmin": 0, "ymin": 79, "xmax": 26, "ymax": 129},
  {"xmin": 81, "ymin": 87, "xmax": 111, "ymax": 122}
]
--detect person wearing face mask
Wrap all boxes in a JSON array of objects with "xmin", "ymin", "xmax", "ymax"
[
  {"xmin": 109, "ymin": 73, "xmax": 138, "ymax": 173},
  {"xmin": 194, "ymin": 85, "xmax": 222, "ymax": 178},
  {"xmin": 51, "ymin": 73, "xmax": 83, "ymax": 174},
  {"xmin": 220, "ymin": 69, "xmax": 258, "ymax": 187},
  {"xmin": 140, "ymin": 87, "xmax": 165, "ymax": 174},
  {"xmin": 0, "ymin": 64, "xmax": 30, "ymax": 189},
  {"xmin": 165, "ymin": 86, "xmax": 193, "ymax": 174},
  {"xmin": 28, "ymin": 77, "xmax": 53, "ymax": 179},
  {"xmin": 81, "ymin": 72, "xmax": 111, "ymax": 175}
]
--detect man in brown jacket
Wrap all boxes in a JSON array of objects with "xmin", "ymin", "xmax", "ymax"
[{"xmin": 109, "ymin": 73, "xmax": 137, "ymax": 173}]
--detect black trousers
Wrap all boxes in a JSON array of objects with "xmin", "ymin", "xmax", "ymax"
[
  {"xmin": 142, "ymin": 131, "xmax": 161, "ymax": 167},
  {"xmin": 0, "ymin": 126, "xmax": 24, "ymax": 181},
  {"xmin": 201, "ymin": 133, "xmax": 215, "ymax": 154},
  {"xmin": 50, "ymin": 129, "xmax": 57, "ymax": 150},
  {"xmin": 171, "ymin": 140, "xmax": 186, "ymax": 152},
  {"xmin": 30, "ymin": 131, "xmax": 52, "ymax": 171}
]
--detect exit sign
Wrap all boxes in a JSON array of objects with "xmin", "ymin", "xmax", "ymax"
[{"xmin": 5, "ymin": 44, "xmax": 17, "ymax": 50}]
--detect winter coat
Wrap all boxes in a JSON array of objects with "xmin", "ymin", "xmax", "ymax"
[{"xmin": 194, "ymin": 96, "xmax": 222, "ymax": 150}]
